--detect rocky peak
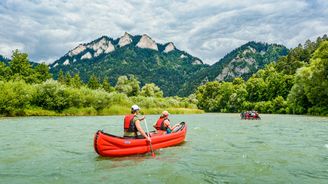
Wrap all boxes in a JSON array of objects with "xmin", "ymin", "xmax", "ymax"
[
  {"xmin": 164, "ymin": 42, "xmax": 175, "ymax": 53},
  {"xmin": 68, "ymin": 44, "xmax": 86, "ymax": 57},
  {"xmin": 118, "ymin": 32, "xmax": 132, "ymax": 47},
  {"xmin": 136, "ymin": 34, "xmax": 158, "ymax": 51},
  {"xmin": 88, "ymin": 37, "xmax": 115, "ymax": 57}
]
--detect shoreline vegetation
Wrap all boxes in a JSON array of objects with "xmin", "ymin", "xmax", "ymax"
[
  {"xmin": 0, "ymin": 80, "xmax": 203, "ymax": 117},
  {"xmin": 0, "ymin": 50, "xmax": 202, "ymax": 117}
]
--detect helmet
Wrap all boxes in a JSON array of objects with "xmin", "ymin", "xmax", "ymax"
[{"xmin": 131, "ymin": 105, "xmax": 140, "ymax": 111}]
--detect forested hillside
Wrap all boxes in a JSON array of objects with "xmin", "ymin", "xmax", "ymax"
[
  {"xmin": 196, "ymin": 35, "xmax": 328, "ymax": 115},
  {"xmin": 49, "ymin": 33, "xmax": 207, "ymax": 96},
  {"xmin": 179, "ymin": 41, "xmax": 288, "ymax": 95}
]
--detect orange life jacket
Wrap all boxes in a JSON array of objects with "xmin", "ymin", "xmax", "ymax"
[
  {"xmin": 124, "ymin": 114, "xmax": 137, "ymax": 133},
  {"xmin": 155, "ymin": 117, "xmax": 169, "ymax": 131}
]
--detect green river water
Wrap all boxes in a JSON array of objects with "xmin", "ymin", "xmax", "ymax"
[{"xmin": 0, "ymin": 114, "xmax": 327, "ymax": 184}]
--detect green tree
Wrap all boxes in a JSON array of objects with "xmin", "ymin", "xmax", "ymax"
[
  {"xmin": 65, "ymin": 73, "xmax": 72, "ymax": 85},
  {"xmin": 246, "ymin": 77, "xmax": 267, "ymax": 102},
  {"xmin": 229, "ymin": 82, "xmax": 248, "ymax": 112},
  {"xmin": 288, "ymin": 41, "xmax": 328, "ymax": 115},
  {"xmin": 272, "ymin": 96, "xmax": 287, "ymax": 113},
  {"xmin": 9, "ymin": 50, "xmax": 33, "ymax": 82},
  {"xmin": 0, "ymin": 62, "xmax": 11, "ymax": 81},
  {"xmin": 195, "ymin": 81, "xmax": 220, "ymax": 112},
  {"xmin": 140, "ymin": 83, "xmax": 163, "ymax": 97},
  {"xmin": 0, "ymin": 80, "xmax": 35, "ymax": 115},
  {"xmin": 115, "ymin": 76, "xmax": 131, "ymax": 94},
  {"xmin": 232, "ymin": 77, "xmax": 244, "ymax": 85},
  {"xmin": 88, "ymin": 74, "xmax": 100, "ymax": 89},
  {"xmin": 58, "ymin": 69, "xmax": 65, "ymax": 84},
  {"xmin": 214, "ymin": 82, "xmax": 235, "ymax": 112},
  {"xmin": 70, "ymin": 73, "xmax": 83, "ymax": 88},
  {"xmin": 33, "ymin": 80, "xmax": 70, "ymax": 112},
  {"xmin": 33, "ymin": 63, "xmax": 52, "ymax": 83},
  {"xmin": 102, "ymin": 77, "xmax": 114, "ymax": 93},
  {"xmin": 115, "ymin": 75, "xmax": 140, "ymax": 96},
  {"xmin": 128, "ymin": 75, "xmax": 140, "ymax": 96}
]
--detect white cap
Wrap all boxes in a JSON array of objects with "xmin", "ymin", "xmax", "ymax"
[{"xmin": 131, "ymin": 105, "xmax": 140, "ymax": 111}]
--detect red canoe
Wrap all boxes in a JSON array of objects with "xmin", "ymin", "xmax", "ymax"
[{"xmin": 94, "ymin": 122, "xmax": 187, "ymax": 157}]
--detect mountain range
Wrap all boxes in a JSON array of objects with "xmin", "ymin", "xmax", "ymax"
[{"xmin": 1, "ymin": 33, "xmax": 288, "ymax": 96}]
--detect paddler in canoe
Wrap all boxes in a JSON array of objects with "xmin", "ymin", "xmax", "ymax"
[
  {"xmin": 123, "ymin": 105, "xmax": 151, "ymax": 142},
  {"xmin": 153, "ymin": 110, "xmax": 179, "ymax": 134},
  {"xmin": 94, "ymin": 107, "xmax": 187, "ymax": 157}
]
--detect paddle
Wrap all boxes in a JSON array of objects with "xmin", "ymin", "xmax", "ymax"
[{"xmin": 144, "ymin": 118, "xmax": 155, "ymax": 157}]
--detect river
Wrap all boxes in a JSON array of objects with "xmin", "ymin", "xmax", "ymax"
[{"xmin": 0, "ymin": 114, "xmax": 327, "ymax": 183}]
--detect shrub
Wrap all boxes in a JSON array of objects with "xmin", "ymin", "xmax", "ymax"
[
  {"xmin": 0, "ymin": 80, "xmax": 35, "ymax": 115},
  {"xmin": 33, "ymin": 80, "xmax": 70, "ymax": 112}
]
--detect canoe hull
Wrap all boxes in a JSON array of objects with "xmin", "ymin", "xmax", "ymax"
[{"xmin": 94, "ymin": 122, "xmax": 187, "ymax": 157}]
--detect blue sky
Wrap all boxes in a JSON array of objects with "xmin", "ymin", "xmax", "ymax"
[{"xmin": 0, "ymin": 0, "xmax": 327, "ymax": 64}]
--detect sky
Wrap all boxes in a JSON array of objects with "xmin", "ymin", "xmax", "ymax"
[{"xmin": 0, "ymin": 0, "xmax": 327, "ymax": 65}]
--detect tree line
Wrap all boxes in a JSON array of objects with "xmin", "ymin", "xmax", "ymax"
[
  {"xmin": 196, "ymin": 35, "xmax": 328, "ymax": 116},
  {"xmin": 0, "ymin": 50, "xmax": 199, "ymax": 116}
]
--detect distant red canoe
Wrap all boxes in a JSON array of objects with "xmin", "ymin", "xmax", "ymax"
[
  {"xmin": 240, "ymin": 111, "xmax": 261, "ymax": 120},
  {"xmin": 241, "ymin": 116, "xmax": 261, "ymax": 120},
  {"xmin": 94, "ymin": 122, "xmax": 187, "ymax": 157}
]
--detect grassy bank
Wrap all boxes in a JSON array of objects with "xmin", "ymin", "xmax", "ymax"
[
  {"xmin": 0, "ymin": 80, "xmax": 203, "ymax": 117},
  {"xmin": 22, "ymin": 105, "xmax": 203, "ymax": 116}
]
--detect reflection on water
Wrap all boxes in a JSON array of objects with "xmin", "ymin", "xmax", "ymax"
[{"xmin": 0, "ymin": 114, "xmax": 328, "ymax": 183}]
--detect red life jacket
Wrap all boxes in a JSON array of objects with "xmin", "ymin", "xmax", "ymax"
[
  {"xmin": 155, "ymin": 117, "xmax": 169, "ymax": 131},
  {"xmin": 124, "ymin": 114, "xmax": 137, "ymax": 132}
]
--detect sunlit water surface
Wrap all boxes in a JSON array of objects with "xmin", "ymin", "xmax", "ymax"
[{"xmin": 0, "ymin": 114, "xmax": 327, "ymax": 183}]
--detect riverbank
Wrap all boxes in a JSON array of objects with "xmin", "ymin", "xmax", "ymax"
[
  {"xmin": 17, "ymin": 106, "xmax": 204, "ymax": 116},
  {"xmin": 0, "ymin": 80, "xmax": 203, "ymax": 117}
]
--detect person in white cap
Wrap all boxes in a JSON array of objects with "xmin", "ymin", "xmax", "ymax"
[
  {"xmin": 123, "ymin": 105, "xmax": 151, "ymax": 141},
  {"xmin": 153, "ymin": 110, "xmax": 178, "ymax": 134}
]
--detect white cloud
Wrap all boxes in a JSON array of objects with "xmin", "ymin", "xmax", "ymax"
[{"xmin": 0, "ymin": 0, "xmax": 327, "ymax": 64}]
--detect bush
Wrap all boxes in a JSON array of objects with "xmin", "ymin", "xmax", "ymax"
[
  {"xmin": 307, "ymin": 106, "xmax": 328, "ymax": 116},
  {"xmin": 0, "ymin": 80, "xmax": 202, "ymax": 116},
  {"xmin": 107, "ymin": 92, "xmax": 131, "ymax": 106},
  {"xmin": 0, "ymin": 80, "xmax": 35, "ymax": 115},
  {"xmin": 24, "ymin": 107, "xmax": 58, "ymax": 116},
  {"xmin": 80, "ymin": 88, "xmax": 111, "ymax": 111},
  {"xmin": 33, "ymin": 80, "xmax": 70, "ymax": 112}
]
